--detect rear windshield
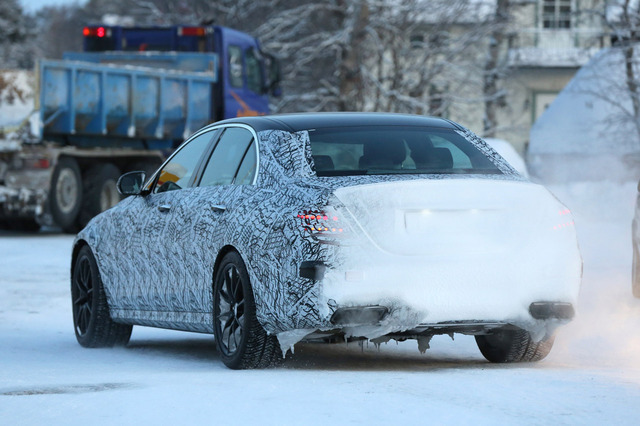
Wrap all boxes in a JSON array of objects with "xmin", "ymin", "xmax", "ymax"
[{"xmin": 308, "ymin": 126, "xmax": 501, "ymax": 176}]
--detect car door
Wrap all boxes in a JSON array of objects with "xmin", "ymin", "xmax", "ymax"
[
  {"xmin": 149, "ymin": 125, "xmax": 260, "ymax": 318},
  {"xmin": 119, "ymin": 128, "xmax": 218, "ymax": 313}
]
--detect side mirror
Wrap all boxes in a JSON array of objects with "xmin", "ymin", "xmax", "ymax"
[{"xmin": 117, "ymin": 171, "xmax": 146, "ymax": 196}]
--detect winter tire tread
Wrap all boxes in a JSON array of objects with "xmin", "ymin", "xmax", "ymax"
[
  {"xmin": 72, "ymin": 245, "xmax": 132, "ymax": 348},
  {"xmin": 213, "ymin": 251, "xmax": 282, "ymax": 369},
  {"xmin": 475, "ymin": 327, "xmax": 554, "ymax": 363}
]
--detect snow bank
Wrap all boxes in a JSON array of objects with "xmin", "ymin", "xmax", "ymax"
[{"xmin": 528, "ymin": 46, "xmax": 640, "ymax": 182}]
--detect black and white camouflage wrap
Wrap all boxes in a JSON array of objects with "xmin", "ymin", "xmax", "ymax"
[{"xmin": 74, "ymin": 126, "xmax": 524, "ymax": 336}]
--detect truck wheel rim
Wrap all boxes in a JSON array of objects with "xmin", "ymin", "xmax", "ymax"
[
  {"xmin": 216, "ymin": 264, "xmax": 245, "ymax": 356},
  {"xmin": 56, "ymin": 168, "xmax": 78, "ymax": 214},
  {"xmin": 100, "ymin": 180, "xmax": 119, "ymax": 212}
]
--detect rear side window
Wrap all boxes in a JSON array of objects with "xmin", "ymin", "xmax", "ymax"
[
  {"xmin": 234, "ymin": 140, "xmax": 257, "ymax": 184},
  {"xmin": 308, "ymin": 127, "xmax": 500, "ymax": 176},
  {"xmin": 199, "ymin": 127, "xmax": 255, "ymax": 186},
  {"xmin": 153, "ymin": 131, "xmax": 213, "ymax": 193}
]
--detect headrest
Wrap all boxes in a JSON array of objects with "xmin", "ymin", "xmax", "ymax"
[
  {"xmin": 361, "ymin": 140, "xmax": 406, "ymax": 167},
  {"xmin": 312, "ymin": 155, "xmax": 335, "ymax": 171}
]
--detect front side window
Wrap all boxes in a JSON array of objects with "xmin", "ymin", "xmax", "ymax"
[
  {"xmin": 308, "ymin": 126, "xmax": 500, "ymax": 176},
  {"xmin": 153, "ymin": 131, "xmax": 213, "ymax": 193},
  {"xmin": 199, "ymin": 127, "xmax": 255, "ymax": 186},
  {"xmin": 228, "ymin": 45, "xmax": 243, "ymax": 88}
]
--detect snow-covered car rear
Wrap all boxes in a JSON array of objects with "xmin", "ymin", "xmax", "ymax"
[{"xmin": 71, "ymin": 113, "xmax": 582, "ymax": 369}]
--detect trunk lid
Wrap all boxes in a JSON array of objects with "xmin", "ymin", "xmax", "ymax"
[{"xmin": 333, "ymin": 178, "xmax": 572, "ymax": 257}]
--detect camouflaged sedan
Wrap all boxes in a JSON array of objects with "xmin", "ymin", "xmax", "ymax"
[{"xmin": 71, "ymin": 113, "xmax": 581, "ymax": 369}]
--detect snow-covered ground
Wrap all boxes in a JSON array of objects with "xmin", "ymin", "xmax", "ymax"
[{"xmin": 1, "ymin": 180, "xmax": 640, "ymax": 425}]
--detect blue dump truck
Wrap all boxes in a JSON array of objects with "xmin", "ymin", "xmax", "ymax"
[{"xmin": 0, "ymin": 25, "xmax": 280, "ymax": 232}]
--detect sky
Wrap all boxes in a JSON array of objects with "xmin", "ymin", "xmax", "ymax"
[{"xmin": 20, "ymin": 0, "xmax": 87, "ymax": 13}]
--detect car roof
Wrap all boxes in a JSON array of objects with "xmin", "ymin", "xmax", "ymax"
[{"xmin": 212, "ymin": 113, "xmax": 462, "ymax": 133}]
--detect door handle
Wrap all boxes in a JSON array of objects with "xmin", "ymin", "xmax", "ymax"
[
  {"xmin": 158, "ymin": 204, "xmax": 171, "ymax": 212},
  {"xmin": 211, "ymin": 204, "xmax": 226, "ymax": 213}
]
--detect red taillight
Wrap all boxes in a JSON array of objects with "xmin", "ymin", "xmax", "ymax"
[
  {"xmin": 83, "ymin": 27, "xmax": 109, "ymax": 38},
  {"xmin": 297, "ymin": 210, "xmax": 344, "ymax": 234},
  {"xmin": 553, "ymin": 208, "xmax": 574, "ymax": 230},
  {"xmin": 179, "ymin": 27, "xmax": 206, "ymax": 37}
]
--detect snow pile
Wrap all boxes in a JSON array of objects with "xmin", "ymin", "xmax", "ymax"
[
  {"xmin": 0, "ymin": 70, "xmax": 34, "ymax": 132},
  {"xmin": 528, "ymin": 46, "xmax": 640, "ymax": 182}
]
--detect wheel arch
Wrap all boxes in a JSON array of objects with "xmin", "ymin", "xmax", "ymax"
[
  {"xmin": 212, "ymin": 245, "xmax": 243, "ymax": 284},
  {"xmin": 71, "ymin": 238, "xmax": 89, "ymax": 276}
]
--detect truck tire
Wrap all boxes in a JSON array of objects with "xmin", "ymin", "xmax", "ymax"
[
  {"xmin": 50, "ymin": 157, "xmax": 82, "ymax": 233},
  {"xmin": 77, "ymin": 163, "xmax": 122, "ymax": 229},
  {"xmin": 475, "ymin": 327, "xmax": 554, "ymax": 363}
]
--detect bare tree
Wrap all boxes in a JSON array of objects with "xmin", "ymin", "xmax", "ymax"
[
  {"xmin": 483, "ymin": 0, "xmax": 511, "ymax": 137},
  {"xmin": 576, "ymin": 0, "xmax": 640, "ymax": 143},
  {"xmin": 24, "ymin": 0, "xmax": 518, "ymax": 129}
]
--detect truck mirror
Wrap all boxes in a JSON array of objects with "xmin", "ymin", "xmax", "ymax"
[{"xmin": 117, "ymin": 171, "xmax": 146, "ymax": 196}]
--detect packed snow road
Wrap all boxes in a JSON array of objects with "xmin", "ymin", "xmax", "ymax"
[{"xmin": 1, "ymin": 182, "xmax": 640, "ymax": 425}]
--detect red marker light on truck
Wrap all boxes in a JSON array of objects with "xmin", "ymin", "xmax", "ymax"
[
  {"xmin": 83, "ymin": 27, "xmax": 109, "ymax": 37},
  {"xmin": 179, "ymin": 27, "xmax": 206, "ymax": 37}
]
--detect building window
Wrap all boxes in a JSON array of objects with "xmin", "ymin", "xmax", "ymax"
[{"xmin": 542, "ymin": 0, "xmax": 572, "ymax": 29}]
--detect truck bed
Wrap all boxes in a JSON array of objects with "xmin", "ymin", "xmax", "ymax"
[{"xmin": 39, "ymin": 55, "xmax": 219, "ymax": 150}]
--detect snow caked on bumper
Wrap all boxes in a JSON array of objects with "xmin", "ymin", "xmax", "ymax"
[{"xmin": 310, "ymin": 178, "xmax": 581, "ymax": 342}]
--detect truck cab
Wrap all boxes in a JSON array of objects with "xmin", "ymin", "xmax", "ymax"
[{"xmin": 80, "ymin": 24, "xmax": 281, "ymax": 122}]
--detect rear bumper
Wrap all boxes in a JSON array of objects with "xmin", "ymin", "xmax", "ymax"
[{"xmin": 317, "ymin": 246, "xmax": 581, "ymax": 339}]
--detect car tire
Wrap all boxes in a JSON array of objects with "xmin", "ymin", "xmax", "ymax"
[
  {"xmin": 50, "ymin": 157, "xmax": 82, "ymax": 233},
  {"xmin": 77, "ymin": 163, "xmax": 122, "ymax": 229},
  {"xmin": 633, "ymin": 246, "xmax": 640, "ymax": 298},
  {"xmin": 71, "ymin": 245, "xmax": 132, "ymax": 348},
  {"xmin": 475, "ymin": 327, "xmax": 554, "ymax": 363},
  {"xmin": 213, "ymin": 251, "xmax": 281, "ymax": 369}
]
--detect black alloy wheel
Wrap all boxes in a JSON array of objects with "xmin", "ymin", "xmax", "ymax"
[
  {"xmin": 213, "ymin": 252, "xmax": 281, "ymax": 369},
  {"xmin": 71, "ymin": 245, "xmax": 132, "ymax": 347},
  {"xmin": 217, "ymin": 262, "xmax": 246, "ymax": 356},
  {"xmin": 72, "ymin": 254, "xmax": 94, "ymax": 337}
]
